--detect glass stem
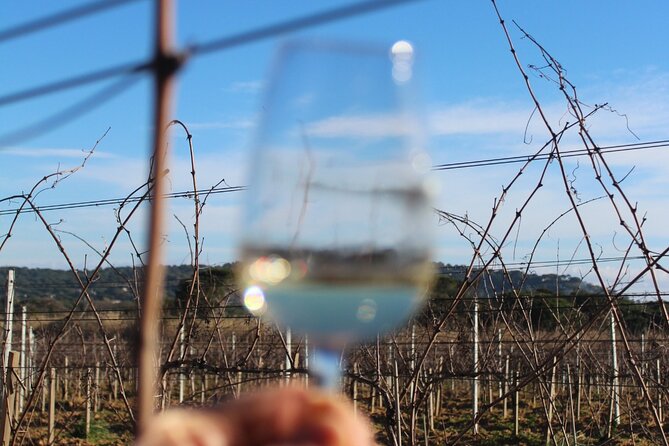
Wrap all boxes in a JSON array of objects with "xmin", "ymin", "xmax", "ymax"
[{"xmin": 310, "ymin": 346, "xmax": 342, "ymax": 391}]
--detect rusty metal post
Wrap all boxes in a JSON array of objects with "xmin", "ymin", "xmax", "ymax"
[{"xmin": 137, "ymin": 0, "xmax": 180, "ymax": 437}]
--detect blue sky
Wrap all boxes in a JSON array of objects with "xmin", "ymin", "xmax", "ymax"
[{"xmin": 1, "ymin": 1, "xmax": 669, "ymax": 292}]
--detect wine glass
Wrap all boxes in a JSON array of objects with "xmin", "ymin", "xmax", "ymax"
[{"xmin": 237, "ymin": 39, "xmax": 434, "ymax": 389}]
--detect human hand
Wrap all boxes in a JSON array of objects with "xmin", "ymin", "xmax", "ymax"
[{"xmin": 136, "ymin": 386, "xmax": 376, "ymax": 446}]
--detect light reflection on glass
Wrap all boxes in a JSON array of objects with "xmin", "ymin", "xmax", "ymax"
[
  {"xmin": 356, "ymin": 298, "xmax": 378, "ymax": 323},
  {"xmin": 390, "ymin": 40, "xmax": 414, "ymax": 84},
  {"xmin": 248, "ymin": 255, "xmax": 292, "ymax": 284},
  {"xmin": 243, "ymin": 285, "xmax": 267, "ymax": 314},
  {"xmin": 410, "ymin": 148, "xmax": 432, "ymax": 174}
]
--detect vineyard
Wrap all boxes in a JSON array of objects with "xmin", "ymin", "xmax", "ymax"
[
  {"xmin": 2, "ymin": 267, "xmax": 669, "ymax": 445},
  {"xmin": 2, "ymin": 1, "xmax": 669, "ymax": 445}
]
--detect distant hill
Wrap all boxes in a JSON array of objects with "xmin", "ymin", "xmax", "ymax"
[
  {"xmin": 437, "ymin": 263, "xmax": 602, "ymax": 295},
  {"xmin": 0, "ymin": 262, "xmax": 600, "ymax": 308},
  {"xmin": 0, "ymin": 265, "xmax": 197, "ymax": 312},
  {"xmin": 1, "ymin": 264, "xmax": 663, "ymax": 332}
]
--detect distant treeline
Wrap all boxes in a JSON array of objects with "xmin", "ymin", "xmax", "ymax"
[
  {"xmin": 1, "ymin": 264, "xmax": 664, "ymax": 333},
  {"xmin": 0, "ymin": 265, "xmax": 195, "ymax": 313},
  {"xmin": 428, "ymin": 273, "xmax": 664, "ymax": 334}
]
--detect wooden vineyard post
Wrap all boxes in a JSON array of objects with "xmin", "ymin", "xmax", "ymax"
[
  {"xmin": 427, "ymin": 368, "xmax": 434, "ymax": 431},
  {"xmin": 503, "ymin": 354, "xmax": 510, "ymax": 419},
  {"xmin": 63, "ymin": 357, "xmax": 69, "ymax": 400},
  {"xmin": 641, "ymin": 332, "xmax": 646, "ymax": 402},
  {"xmin": 567, "ymin": 363, "xmax": 577, "ymax": 445},
  {"xmin": 449, "ymin": 347, "xmax": 455, "ymax": 394},
  {"xmin": 498, "ymin": 329, "xmax": 503, "ymax": 404},
  {"xmin": 27, "ymin": 328, "xmax": 33, "ymax": 398},
  {"xmin": 234, "ymin": 334, "xmax": 242, "ymax": 396},
  {"xmin": 257, "ymin": 351, "xmax": 264, "ymax": 391},
  {"xmin": 76, "ymin": 369, "xmax": 81, "ymax": 400},
  {"xmin": 201, "ymin": 374, "xmax": 207, "ymax": 405},
  {"xmin": 410, "ymin": 324, "xmax": 415, "ymax": 403},
  {"xmin": 576, "ymin": 342, "xmax": 582, "ymax": 421},
  {"xmin": 48, "ymin": 368, "xmax": 55, "ymax": 446},
  {"xmin": 609, "ymin": 311, "xmax": 620, "ymax": 431},
  {"xmin": 189, "ymin": 347, "xmax": 195, "ymax": 400},
  {"xmin": 472, "ymin": 297, "xmax": 479, "ymax": 436},
  {"xmin": 488, "ymin": 376, "xmax": 494, "ymax": 414},
  {"xmin": 285, "ymin": 329, "xmax": 292, "ymax": 385},
  {"xmin": 545, "ymin": 357, "xmax": 557, "ymax": 446},
  {"xmin": 94, "ymin": 362, "xmax": 100, "ymax": 413},
  {"xmin": 40, "ymin": 379, "xmax": 45, "ymax": 413},
  {"xmin": 435, "ymin": 356, "xmax": 443, "ymax": 417},
  {"xmin": 85, "ymin": 368, "xmax": 91, "ymax": 438},
  {"xmin": 1, "ymin": 352, "xmax": 19, "ymax": 446},
  {"xmin": 394, "ymin": 360, "xmax": 402, "ymax": 446},
  {"xmin": 112, "ymin": 344, "xmax": 118, "ymax": 401},
  {"xmin": 513, "ymin": 371, "xmax": 519, "ymax": 437},
  {"xmin": 304, "ymin": 335, "xmax": 309, "ymax": 388},
  {"xmin": 178, "ymin": 326, "xmax": 184, "ymax": 404},
  {"xmin": 3, "ymin": 270, "xmax": 15, "ymax": 399},
  {"xmin": 18, "ymin": 307, "xmax": 26, "ymax": 413},
  {"xmin": 160, "ymin": 374, "xmax": 168, "ymax": 410},
  {"xmin": 658, "ymin": 359, "xmax": 663, "ymax": 423}
]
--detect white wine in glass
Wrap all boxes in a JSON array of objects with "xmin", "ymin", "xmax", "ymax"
[{"xmin": 238, "ymin": 39, "xmax": 434, "ymax": 385}]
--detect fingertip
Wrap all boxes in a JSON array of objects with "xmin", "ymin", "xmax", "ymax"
[{"xmin": 202, "ymin": 430, "xmax": 228, "ymax": 446}]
